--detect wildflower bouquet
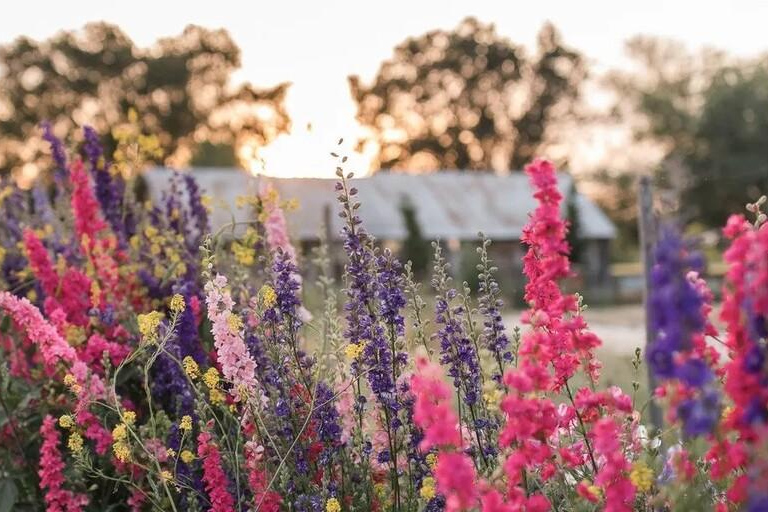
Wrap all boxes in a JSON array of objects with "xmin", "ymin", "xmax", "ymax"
[{"xmin": 0, "ymin": 122, "xmax": 766, "ymax": 512}]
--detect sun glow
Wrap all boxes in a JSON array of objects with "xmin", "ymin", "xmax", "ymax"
[{"xmin": 242, "ymin": 82, "xmax": 378, "ymax": 179}]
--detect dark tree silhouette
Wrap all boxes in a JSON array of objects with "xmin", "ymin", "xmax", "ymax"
[
  {"xmin": 349, "ymin": 18, "xmax": 585, "ymax": 172},
  {"xmin": 0, "ymin": 23, "xmax": 290, "ymax": 176}
]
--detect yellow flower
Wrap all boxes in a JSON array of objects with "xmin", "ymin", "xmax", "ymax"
[
  {"xmin": 59, "ymin": 415, "xmax": 75, "ymax": 429},
  {"xmin": 63, "ymin": 374, "xmax": 83, "ymax": 394},
  {"xmin": 227, "ymin": 313, "xmax": 243, "ymax": 333},
  {"xmin": 123, "ymin": 411, "xmax": 136, "ymax": 426},
  {"xmin": 180, "ymin": 415, "xmax": 193, "ymax": 431},
  {"xmin": 160, "ymin": 470, "xmax": 173, "ymax": 482},
  {"xmin": 630, "ymin": 462, "xmax": 654, "ymax": 492},
  {"xmin": 113, "ymin": 441, "xmax": 131, "ymax": 463},
  {"xmin": 209, "ymin": 388, "xmax": 226, "ymax": 404},
  {"xmin": 112, "ymin": 423, "xmax": 128, "ymax": 442},
  {"xmin": 204, "ymin": 367, "xmax": 220, "ymax": 389},
  {"xmin": 344, "ymin": 343, "xmax": 364, "ymax": 360},
  {"xmin": 68, "ymin": 432, "xmax": 84, "ymax": 454},
  {"xmin": 137, "ymin": 311, "xmax": 163, "ymax": 344},
  {"xmin": 482, "ymin": 381, "xmax": 504, "ymax": 411},
  {"xmin": 420, "ymin": 476, "xmax": 436, "ymax": 500},
  {"xmin": 169, "ymin": 294, "xmax": 186, "ymax": 313},
  {"xmin": 426, "ymin": 453, "xmax": 438, "ymax": 470},
  {"xmin": 259, "ymin": 285, "xmax": 277, "ymax": 309},
  {"xmin": 325, "ymin": 497, "xmax": 341, "ymax": 512},
  {"xmin": 180, "ymin": 450, "xmax": 195, "ymax": 464},
  {"xmin": 232, "ymin": 241, "xmax": 255, "ymax": 266},
  {"xmin": 183, "ymin": 356, "xmax": 200, "ymax": 379},
  {"xmin": 166, "ymin": 448, "xmax": 177, "ymax": 458}
]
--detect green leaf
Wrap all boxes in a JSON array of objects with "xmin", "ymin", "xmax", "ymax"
[
  {"xmin": 0, "ymin": 479, "xmax": 18, "ymax": 512},
  {"xmin": 0, "ymin": 315, "xmax": 9, "ymax": 334}
]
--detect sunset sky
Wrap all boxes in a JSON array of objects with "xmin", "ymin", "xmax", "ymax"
[{"xmin": 3, "ymin": 0, "xmax": 768, "ymax": 177}]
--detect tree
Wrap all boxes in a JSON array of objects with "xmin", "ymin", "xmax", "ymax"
[
  {"xmin": 349, "ymin": 18, "xmax": 585, "ymax": 172},
  {"xmin": 0, "ymin": 23, "xmax": 289, "ymax": 177},
  {"xmin": 399, "ymin": 197, "xmax": 431, "ymax": 278},
  {"xmin": 610, "ymin": 36, "xmax": 768, "ymax": 227}
]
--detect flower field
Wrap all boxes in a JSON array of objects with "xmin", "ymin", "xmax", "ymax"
[{"xmin": 1, "ymin": 124, "xmax": 767, "ymax": 512}]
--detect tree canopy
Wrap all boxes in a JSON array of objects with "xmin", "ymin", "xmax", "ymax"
[
  {"xmin": 0, "ymin": 23, "xmax": 289, "ymax": 178},
  {"xmin": 610, "ymin": 36, "xmax": 768, "ymax": 228},
  {"xmin": 349, "ymin": 18, "xmax": 585, "ymax": 172}
]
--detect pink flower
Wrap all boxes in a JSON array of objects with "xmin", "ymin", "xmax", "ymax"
[
  {"xmin": 259, "ymin": 182, "xmax": 297, "ymax": 263},
  {"xmin": 0, "ymin": 292, "xmax": 78, "ymax": 371},
  {"xmin": 204, "ymin": 274, "xmax": 258, "ymax": 400},
  {"xmin": 70, "ymin": 159, "xmax": 107, "ymax": 241},
  {"xmin": 38, "ymin": 415, "xmax": 89, "ymax": 512},
  {"xmin": 409, "ymin": 356, "xmax": 462, "ymax": 450},
  {"xmin": 245, "ymin": 441, "xmax": 282, "ymax": 512},
  {"xmin": 592, "ymin": 418, "xmax": 635, "ymax": 512},
  {"xmin": 435, "ymin": 452, "xmax": 478, "ymax": 512},
  {"xmin": 198, "ymin": 431, "xmax": 235, "ymax": 512}
]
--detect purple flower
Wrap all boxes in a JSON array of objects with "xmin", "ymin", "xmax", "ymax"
[
  {"xmin": 41, "ymin": 121, "xmax": 68, "ymax": 180},
  {"xmin": 649, "ymin": 226, "xmax": 720, "ymax": 436},
  {"xmin": 477, "ymin": 237, "xmax": 512, "ymax": 380},
  {"xmin": 83, "ymin": 126, "xmax": 127, "ymax": 242}
]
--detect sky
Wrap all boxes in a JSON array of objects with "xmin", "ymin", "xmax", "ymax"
[{"xmin": 3, "ymin": 0, "xmax": 768, "ymax": 177}]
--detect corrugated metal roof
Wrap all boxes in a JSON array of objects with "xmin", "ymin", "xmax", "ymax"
[{"xmin": 144, "ymin": 168, "xmax": 616, "ymax": 241}]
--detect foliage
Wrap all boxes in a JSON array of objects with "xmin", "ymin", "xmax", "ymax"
[
  {"xmin": 610, "ymin": 36, "xmax": 768, "ymax": 228},
  {"xmin": 0, "ymin": 23, "xmax": 289, "ymax": 178},
  {"xmin": 399, "ymin": 197, "xmax": 431, "ymax": 279},
  {"xmin": 0, "ymin": 121, "xmax": 767, "ymax": 512},
  {"xmin": 349, "ymin": 18, "xmax": 585, "ymax": 172}
]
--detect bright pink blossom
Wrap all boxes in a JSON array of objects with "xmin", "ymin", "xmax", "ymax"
[
  {"xmin": 409, "ymin": 356, "xmax": 462, "ymax": 450},
  {"xmin": 38, "ymin": 415, "xmax": 89, "ymax": 512},
  {"xmin": 198, "ymin": 431, "xmax": 235, "ymax": 512}
]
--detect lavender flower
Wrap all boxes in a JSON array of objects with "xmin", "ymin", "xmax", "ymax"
[
  {"xmin": 431, "ymin": 242, "xmax": 481, "ymax": 407},
  {"xmin": 83, "ymin": 126, "xmax": 127, "ymax": 242},
  {"xmin": 648, "ymin": 226, "xmax": 720, "ymax": 437},
  {"xmin": 41, "ymin": 121, "xmax": 68, "ymax": 181},
  {"xmin": 184, "ymin": 173, "xmax": 209, "ymax": 254},
  {"xmin": 477, "ymin": 235, "xmax": 512, "ymax": 380},
  {"xmin": 647, "ymin": 227, "xmax": 706, "ymax": 379}
]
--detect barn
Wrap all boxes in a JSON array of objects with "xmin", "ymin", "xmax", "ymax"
[{"xmin": 145, "ymin": 168, "xmax": 616, "ymax": 289}]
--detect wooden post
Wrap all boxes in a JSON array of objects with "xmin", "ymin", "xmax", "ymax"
[{"xmin": 638, "ymin": 175, "xmax": 663, "ymax": 434}]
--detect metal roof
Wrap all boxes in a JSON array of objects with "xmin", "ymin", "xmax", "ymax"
[{"xmin": 144, "ymin": 168, "xmax": 616, "ymax": 241}]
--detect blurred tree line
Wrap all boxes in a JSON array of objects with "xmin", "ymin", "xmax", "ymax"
[
  {"xmin": 0, "ymin": 23, "xmax": 289, "ymax": 179},
  {"xmin": 600, "ymin": 37, "xmax": 768, "ymax": 251},
  {"xmin": 3, "ymin": 18, "xmax": 767, "ymax": 254}
]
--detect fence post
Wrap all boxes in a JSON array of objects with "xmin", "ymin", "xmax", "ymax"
[{"xmin": 638, "ymin": 175, "xmax": 664, "ymax": 434}]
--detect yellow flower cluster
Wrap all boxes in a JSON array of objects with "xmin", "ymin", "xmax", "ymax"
[
  {"xmin": 180, "ymin": 415, "xmax": 193, "ymax": 431},
  {"xmin": 160, "ymin": 470, "xmax": 173, "ymax": 482},
  {"xmin": 425, "ymin": 453, "xmax": 438, "ymax": 470},
  {"xmin": 59, "ymin": 415, "xmax": 75, "ymax": 429},
  {"xmin": 68, "ymin": 432, "xmax": 84, "ymax": 454},
  {"xmin": 180, "ymin": 450, "xmax": 195, "ymax": 464},
  {"xmin": 137, "ymin": 311, "xmax": 164, "ymax": 344},
  {"xmin": 130, "ymin": 225, "xmax": 188, "ymax": 281},
  {"xmin": 63, "ymin": 374, "xmax": 83, "ymax": 394},
  {"xmin": 325, "ymin": 497, "xmax": 341, "ymax": 512},
  {"xmin": 112, "ymin": 108, "xmax": 163, "ymax": 177},
  {"xmin": 232, "ymin": 241, "xmax": 256, "ymax": 267},
  {"xmin": 344, "ymin": 343, "xmax": 364, "ymax": 360},
  {"xmin": 123, "ymin": 411, "xmax": 136, "ymax": 426},
  {"xmin": 420, "ymin": 477, "xmax": 437, "ymax": 500},
  {"xmin": 112, "ymin": 422, "xmax": 131, "ymax": 463},
  {"xmin": 227, "ymin": 313, "xmax": 243, "ymax": 333},
  {"xmin": 204, "ymin": 367, "xmax": 220, "ymax": 389},
  {"xmin": 183, "ymin": 356, "xmax": 200, "ymax": 379},
  {"xmin": 203, "ymin": 367, "xmax": 225, "ymax": 404},
  {"xmin": 169, "ymin": 294, "xmax": 186, "ymax": 313},
  {"xmin": 630, "ymin": 462, "xmax": 654, "ymax": 492},
  {"xmin": 260, "ymin": 284, "xmax": 277, "ymax": 309},
  {"xmin": 482, "ymin": 381, "xmax": 504, "ymax": 412}
]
